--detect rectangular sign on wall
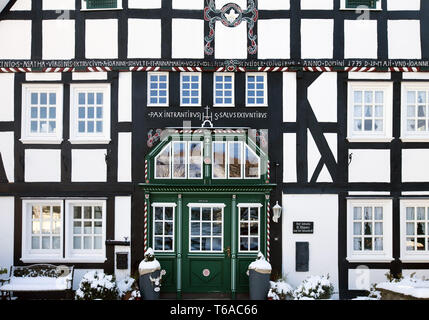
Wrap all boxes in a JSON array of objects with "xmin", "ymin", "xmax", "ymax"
[{"xmin": 293, "ymin": 222, "xmax": 314, "ymax": 234}]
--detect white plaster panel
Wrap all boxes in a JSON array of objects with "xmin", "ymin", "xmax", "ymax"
[
  {"xmin": 325, "ymin": 133, "xmax": 338, "ymax": 162},
  {"xmin": 257, "ymin": 19, "xmax": 290, "ymax": 59},
  {"xmin": 402, "ymin": 270, "xmax": 429, "ymax": 280},
  {"xmin": 72, "ymin": 149, "xmax": 107, "ymax": 182},
  {"xmin": 282, "ymin": 194, "xmax": 339, "ymax": 292},
  {"xmin": 173, "ymin": 0, "xmax": 203, "ymax": 10},
  {"xmin": 348, "ymin": 269, "xmax": 390, "ymax": 291},
  {"xmin": 388, "ymin": 20, "xmax": 421, "ymax": 59},
  {"xmin": 43, "ymin": 20, "xmax": 75, "ymax": 60},
  {"xmin": 72, "ymin": 72, "xmax": 108, "ymax": 80},
  {"xmin": 387, "ymin": 0, "xmax": 420, "ymax": 11},
  {"xmin": 72, "ymin": 269, "xmax": 103, "ymax": 290},
  {"xmin": 85, "ymin": 19, "xmax": 118, "ymax": 59},
  {"xmin": 216, "ymin": 0, "xmax": 247, "ymax": 10},
  {"xmin": 43, "ymin": 0, "xmax": 75, "ymax": 10},
  {"xmin": 118, "ymin": 72, "xmax": 132, "ymax": 122},
  {"xmin": 172, "ymin": 19, "xmax": 204, "ymax": 59},
  {"xmin": 301, "ymin": 19, "xmax": 334, "ymax": 59},
  {"xmin": 307, "ymin": 129, "xmax": 321, "ymax": 182},
  {"xmin": 344, "ymin": 20, "xmax": 377, "ymax": 59},
  {"xmin": 402, "ymin": 73, "xmax": 429, "ymax": 80},
  {"xmin": 317, "ymin": 165, "xmax": 332, "ymax": 183},
  {"xmin": 308, "ymin": 72, "xmax": 337, "ymax": 122},
  {"xmin": 348, "ymin": 72, "xmax": 391, "ymax": 80},
  {"xmin": 0, "ymin": 132, "xmax": 14, "ymax": 182},
  {"xmin": 128, "ymin": 19, "xmax": 161, "ymax": 59},
  {"xmin": 0, "ymin": 197, "xmax": 14, "ymax": 281},
  {"xmin": 402, "ymin": 149, "xmax": 429, "ymax": 182},
  {"xmin": 129, "ymin": 0, "xmax": 160, "ymax": 8},
  {"xmin": 114, "ymin": 196, "xmax": 131, "ymax": 281},
  {"xmin": 283, "ymin": 72, "xmax": 296, "ymax": 122},
  {"xmin": 258, "ymin": 0, "xmax": 290, "ymax": 10},
  {"xmin": 25, "ymin": 149, "xmax": 61, "ymax": 182},
  {"xmin": 348, "ymin": 149, "xmax": 391, "ymax": 183},
  {"xmin": 26, "ymin": 73, "xmax": 62, "ymax": 81},
  {"xmin": 10, "ymin": 0, "xmax": 31, "ymax": 10},
  {"xmin": 283, "ymin": 133, "xmax": 296, "ymax": 183},
  {"xmin": 0, "ymin": 20, "xmax": 31, "ymax": 59},
  {"xmin": 118, "ymin": 133, "xmax": 132, "ymax": 182},
  {"xmin": 0, "ymin": 73, "xmax": 14, "ymax": 121},
  {"xmin": 301, "ymin": 0, "xmax": 333, "ymax": 10},
  {"xmin": 215, "ymin": 21, "xmax": 247, "ymax": 59}
]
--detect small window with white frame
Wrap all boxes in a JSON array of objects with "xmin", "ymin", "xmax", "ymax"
[
  {"xmin": 214, "ymin": 73, "xmax": 234, "ymax": 107},
  {"xmin": 69, "ymin": 83, "xmax": 111, "ymax": 144},
  {"xmin": 81, "ymin": 0, "xmax": 122, "ymax": 10},
  {"xmin": 347, "ymin": 199, "xmax": 393, "ymax": 263},
  {"xmin": 152, "ymin": 203, "xmax": 176, "ymax": 252},
  {"xmin": 400, "ymin": 200, "xmax": 429, "ymax": 262},
  {"xmin": 347, "ymin": 82, "xmax": 393, "ymax": 142},
  {"xmin": 238, "ymin": 204, "xmax": 261, "ymax": 252},
  {"xmin": 180, "ymin": 73, "xmax": 201, "ymax": 107},
  {"xmin": 21, "ymin": 84, "xmax": 63, "ymax": 144},
  {"xmin": 22, "ymin": 200, "xmax": 64, "ymax": 261},
  {"xmin": 148, "ymin": 72, "xmax": 169, "ymax": 107},
  {"xmin": 246, "ymin": 73, "xmax": 267, "ymax": 107},
  {"xmin": 401, "ymin": 83, "xmax": 429, "ymax": 142},
  {"xmin": 66, "ymin": 200, "xmax": 106, "ymax": 260}
]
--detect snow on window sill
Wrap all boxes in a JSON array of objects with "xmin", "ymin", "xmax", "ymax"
[{"xmin": 68, "ymin": 138, "xmax": 111, "ymax": 145}]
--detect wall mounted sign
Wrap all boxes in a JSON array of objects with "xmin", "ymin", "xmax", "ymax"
[{"xmin": 293, "ymin": 222, "xmax": 314, "ymax": 234}]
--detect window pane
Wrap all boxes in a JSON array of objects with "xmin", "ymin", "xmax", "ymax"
[
  {"xmin": 374, "ymin": 238, "xmax": 383, "ymax": 251},
  {"xmin": 173, "ymin": 142, "xmax": 186, "ymax": 178},
  {"xmin": 94, "ymin": 236, "xmax": 102, "ymax": 249},
  {"xmin": 212, "ymin": 238, "xmax": 222, "ymax": 251},
  {"xmin": 406, "ymin": 207, "xmax": 415, "ymax": 220},
  {"xmin": 229, "ymin": 142, "xmax": 242, "ymax": 178},
  {"xmin": 73, "ymin": 221, "xmax": 82, "ymax": 234},
  {"xmin": 213, "ymin": 208, "xmax": 222, "ymax": 221},
  {"xmin": 213, "ymin": 142, "xmax": 226, "ymax": 178},
  {"xmin": 155, "ymin": 207, "xmax": 163, "ymax": 220},
  {"xmin": 52, "ymin": 236, "xmax": 60, "ymax": 249},
  {"xmin": 164, "ymin": 237, "xmax": 173, "ymax": 250},
  {"xmin": 191, "ymin": 237, "xmax": 200, "ymax": 251},
  {"xmin": 353, "ymin": 207, "xmax": 362, "ymax": 220},
  {"xmin": 240, "ymin": 222, "xmax": 248, "ymax": 236},
  {"xmin": 165, "ymin": 207, "xmax": 173, "ymax": 220},
  {"xmin": 155, "ymin": 145, "xmax": 170, "ymax": 178},
  {"xmin": 245, "ymin": 146, "xmax": 260, "ymax": 178},
  {"xmin": 249, "ymin": 237, "xmax": 258, "ymax": 251},
  {"xmin": 353, "ymin": 222, "xmax": 362, "ymax": 236},
  {"xmin": 32, "ymin": 236, "xmax": 40, "ymax": 249},
  {"xmin": 42, "ymin": 236, "xmax": 50, "ymax": 249},
  {"xmin": 202, "ymin": 207, "xmax": 211, "ymax": 221},
  {"xmin": 154, "ymin": 237, "xmax": 163, "ymax": 251},
  {"xmin": 364, "ymin": 238, "xmax": 372, "ymax": 251},
  {"xmin": 73, "ymin": 236, "xmax": 81, "ymax": 249},
  {"xmin": 84, "ymin": 236, "xmax": 92, "ymax": 249},
  {"xmin": 94, "ymin": 206, "xmax": 102, "ymax": 219},
  {"xmin": 191, "ymin": 222, "xmax": 200, "ymax": 236}
]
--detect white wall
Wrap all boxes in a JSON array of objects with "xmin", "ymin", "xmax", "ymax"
[
  {"xmin": 71, "ymin": 149, "xmax": 107, "ymax": 182},
  {"xmin": 172, "ymin": 19, "xmax": 204, "ymax": 59},
  {"xmin": 118, "ymin": 72, "xmax": 132, "ymax": 122},
  {"xmin": 0, "ymin": 132, "xmax": 14, "ymax": 182},
  {"xmin": 349, "ymin": 150, "xmax": 390, "ymax": 183},
  {"xmin": 118, "ymin": 133, "xmax": 132, "ymax": 182},
  {"xmin": 85, "ymin": 19, "xmax": 118, "ymax": 59},
  {"xmin": 0, "ymin": 20, "xmax": 31, "ymax": 59},
  {"xmin": 0, "ymin": 73, "xmax": 14, "ymax": 121},
  {"xmin": 348, "ymin": 268, "xmax": 390, "ymax": 291},
  {"xmin": 128, "ymin": 19, "xmax": 161, "ymax": 59},
  {"xmin": 308, "ymin": 72, "xmax": 337, "ymax": 123},
  {"xmin": 128, "ymin": 0, "xmax": 160, "ymax": 9},
  {"xmin": 0, "ymin": 197, "xmax": 14, "ymax": 280},
  {"xmin": 114, "ymin": 196, "xmax": 131, "ymax": 281},
  {"xmin": 258, "ymin": 19, "xmax": 290, "ymax": 59},
  {"xmin": 388, "ymin": 20, "xmax": 421, "ymax": 59},
  {"xmin": 344, "ymin": 20, "xmax": 377, "ymax": 59},
  {"xmin": 258, "ymin": 0, "xmax": 290, "ymax": 10},
  {"xmin": 25, "ymin": 149, "xmax": 61, "ymax": 182},
  {"xmin": 282, "ymin": 194, "xmax": 339, "ymax": 293},
  {"xmin": 172, "ymin": 0, "xmax": 203, "ymax": 10},
  {"xmin": 215, "ymin": 22, "xmax": 247, "ymax": 59},
  {"xmin": 283, "ymin": 133, "xmax": 296, "ymax": 183},
  {"xmin": 43, "ymin": 0, "xmax": 75, "ymax": 10},
  {"xmin": 387, "ymin": 0, "xmax": 420, "ymax": 11},
  {"xmin": 283, "ymin": 72, "xmax": 296, "ymax": 123},
  {"xmin": 10, "ymin": 0, "xmax": 31, "ymax": 11},
  {"xmin": 402, "ymin": 149, "xmax": 429, "ymax": 182},
  {"xmin": 42, "ymin": 20, "xmax": 75, "ymax": 60},
  {"xmin": 301, "ymin": 19, "xmax": 333, "ymax": 59},
  {"xmin": 301, "ymin": 0, "xmax": 332, "ymax": 10}
]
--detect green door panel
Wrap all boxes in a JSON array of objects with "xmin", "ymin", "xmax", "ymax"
[
  {"xmin": 236, "ymin": 257, "xmax": 258, "ymax": 293},
  {"xmin": 184, "ymin": 257, "xmax": 231, "ymax": 292},
  {"xmin": 157, "ymin": 256, "xmax": 176, "ymax": 292}
]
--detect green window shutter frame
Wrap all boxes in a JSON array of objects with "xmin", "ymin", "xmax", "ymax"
[
  {"xmin": 86, "ymin": 0, "xmax": 118, "ymax": 9},
  {"xmin": 346, "ymin": 0, "xmax": 379, "ymax": 9}
]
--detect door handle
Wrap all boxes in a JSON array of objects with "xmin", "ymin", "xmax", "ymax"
[{"xmin": 225, "ymin": 246, "xmax": 231, "ymax": 258}]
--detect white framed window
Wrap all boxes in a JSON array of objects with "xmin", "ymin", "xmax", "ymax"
[
  {"xmin": 21, "ymin": 84, "xmax": 63, "ymax": 144},
  {"xmin": 65, "ymin": 200, "xmax": 106, "ymax": 261},
  {"xmin": 401, "ymin": 83, "xmax": 429, "ymax": 142},
  {"xmin": 188, "ymin": 203, "xmax": 225, "ymax": 253},
  {"xmin": 347, "ymin": 199, "xmax": 393, "ymax": 263},
  {"xmin": 214, "ymin": 73, "xmax": 234, "ymax": 107},
  {"xmin": 22, "ymin": 200, "xmax": 63, "ymax": 261},
  {"xmin": 148, "ymin": 72, "xmax": 169, "ymax": 106},
  {"xmin": 154, "ymin": 141, "xmax": 203, "ymax": 180},
  {"xmin": 152, "ymin": 203, "xmax": 176, "ymax": 252},
  {"xmin": 69, "ymin": 83, "xmax": 111, "ymax": 144},
  {"xmin": 246, "ymin": 73, "xmax": 267, "ymax": 107},
  {"xmin": 22, "ymin": 199, "xmax": 107, "ymax": 263},
  {"xmin": 81, "ymin": 0, "xmax": 122, "ymax": 10},
  {"xmin": 238, "ymin": 204, "xmax": 262, "ymax": 252},
  {"xmin": 212, "ymin": 141, "xmax": 260, "ymax": 180},
  {"xmin": 400, "ymin": 200, "xmax": 429, "ymax": 262},
  {"xmin": 347, "ymin": 82, "xmax": 393, "ymax": 142},
  {"xmin": 180, "ymin": 73, "xmax": 201, "ymax": 107}
]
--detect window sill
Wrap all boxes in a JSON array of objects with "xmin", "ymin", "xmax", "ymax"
[
  {"xmin": 20, "ymin": 138, "xmax": 63, "ymax": 145},
  {"xmin": 400, "ymin": 256, "xmax": 429, "ymax": 263},
  {"xmin": 68, "ymin": 139, "xmax": 111, "ymax": 145},
  {"xmin": 147, "ymin": 105, "xmax": 169, "ymax": 108},
  {"xmin": 400, "ymin": 137, "xmax": 429, "ymax": 143},
  {"xmin": 21, "ymin": 256, "xmax": 107, "ymax": 264},
  {"xmin": 346, "ymin": 256, "xmax": 394, "ymax": 263},
  {"xmin": 347, "ymin": 137, "xmax": 394, "ymax": 143},
  {"xmin": 213, "ymin": 105, "xmax": 235, "ymax": 108}
]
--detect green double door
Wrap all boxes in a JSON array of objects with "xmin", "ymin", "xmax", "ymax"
[{"xmin": 181, "ymin": 198, "xmax": 232, "ymax": 293}]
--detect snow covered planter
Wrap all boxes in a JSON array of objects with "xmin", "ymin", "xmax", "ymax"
[
  {"xmin": 248, "ymin": 252, "xmax": 272, "ymax": 300},
  {"xmin": 75, "ymin": 271, "xmax": 119, "ymax": 300},
  {"xmin": 268, "ymin": 279, "xmax": 294, "ymax": 300},
  {"xmin": 293, "ymin": 275, "xmax": 334, "ymax": 300},
  {"xmin": 138, "ymin": 248, "xmax": 166, "ymax": 300},
  {"xmin": 376, "ymin": 275, "xmax": 429, "ymax": 300}
]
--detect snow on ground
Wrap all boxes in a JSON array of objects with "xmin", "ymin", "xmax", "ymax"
[{"xmin": 377, "ymin": 276, "xmax": 429, "ymax": 299}]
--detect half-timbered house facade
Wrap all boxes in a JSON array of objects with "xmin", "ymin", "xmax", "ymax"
[{"xmin": 0, "ymin": 0, "xmax": 429, "ymax": 299}]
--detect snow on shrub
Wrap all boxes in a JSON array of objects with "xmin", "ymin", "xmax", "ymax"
[
  {"xmin": 268, "ymin": 279, "xmax": 294, "ymax": 300},
  {"xmin": 293, "ymin": 275, "xmax": 334, "ymax": 300},
  {"xmin": 75, "ymin": 271, "xmax": 119, "ymax": 300},
  {"xmin": 117, "ymin": 276, "xmax": 135, "ymax": 299}
]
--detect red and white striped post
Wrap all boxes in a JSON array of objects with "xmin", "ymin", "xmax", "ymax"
[
  {"xmin": 266, "ymin": 196, "xmax": 271, "ymax": 262},
  {"xmin": 144, "ymin": 194, "xmax": 149, "ymax": 254}
]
